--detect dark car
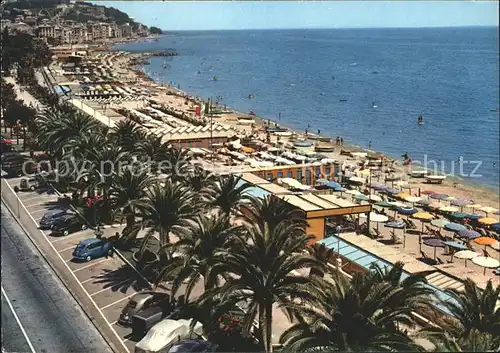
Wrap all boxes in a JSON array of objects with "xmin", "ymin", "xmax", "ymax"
[
  {"xmin": 1, "ymin": 154, "xmax": 37, "ymax": 177},
  {"xmin": 119, "ymin": 291, "xmax": 172, "ymax": 326},
  {"xmin": 168, "ymin": 339, "xmax": 217, "ymax": 353},
  {"xmin": 72, "ymin": 238, "xmax": 114, "ymax": 262},
  {"xmin": 39, "ymin": 208, "xmax": 70, "ymax": 229},
  {"xmin": 51, "ymin": 215, "xmax": 88, "ymax": 236}
]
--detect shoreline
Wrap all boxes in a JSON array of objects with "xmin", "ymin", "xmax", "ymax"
[{"xmin": 101, "ymin": 41, "xmax": 499, "ymax": 208}]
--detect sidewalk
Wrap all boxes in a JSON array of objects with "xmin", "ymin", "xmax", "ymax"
[{"xmin": 4, "ymin": 76, "xmax": 44, "ymax": 111}]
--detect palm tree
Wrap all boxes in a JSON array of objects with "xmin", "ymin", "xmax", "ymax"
[
  {"xmin": 280, "ymin": 262, "xmax": 435, "ymax": 352},
  {"xmin": 423, "ymin": 328, "xmax": 499, "ymax": 352},
  {"xmin": 35, "ymin": 107, "xmax": 99, "ymax": 159},
  {"xmin": 307, "ymin": 244, "xmax": 334, "ymax": 278},
  {"xmin": 110, "ymin": 120, "xmax": 146, "ymax": 153},
  {"xmin": 437, "ymin": 279, "xmax": 500, "ymax": 340},
  {"xmin": 154, "ymin": 214, "xmax": 241, "ymax": 301},
  {"xmin": 138, "ymin": 181, "xmax": 197, "ymax": 252},
  {"xmin": 109, "ymin": 168, "xmax": 155, "ymax": 245},
  {"xmin": 205, "ymin": 222, "xmax": 320, "ymax": 353},
  {"xmin": 208, "ymin": 174, "xmax": 251, "ymax": 216},
  {"xmin": 240, "ymin": 195, "xmax": 308, "ymax": 233},
  {"xmin": 182, "ymin": 166, "xmax": 216, "ymax": 192},
  {"xmin": 167, "ymin": 146, "xmax": 192, "ymax": 182},
  {"xmin": 137, "ymin": 134, "xmax": 169, "ymax": 166}
]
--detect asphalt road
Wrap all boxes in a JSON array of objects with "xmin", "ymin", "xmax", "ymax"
[{"xmin": 1, "ymin": 203, "xmax": 114, "ymax": 353}]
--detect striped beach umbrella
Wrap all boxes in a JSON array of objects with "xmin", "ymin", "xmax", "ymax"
[{"xmin": 457, "ymin": 229, "xmax": 480, "ymax": 240}]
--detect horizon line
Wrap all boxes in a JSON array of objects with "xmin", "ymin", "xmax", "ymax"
[{"xmin": 159, "ymin": 25, "xmax": 498, "ymax": 32}]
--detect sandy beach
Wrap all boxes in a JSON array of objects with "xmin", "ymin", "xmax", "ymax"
[{"xmin": 96, "ymin": 48, "xmax": 499, "ymax": 213}]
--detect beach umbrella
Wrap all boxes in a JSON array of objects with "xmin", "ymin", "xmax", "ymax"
[
  {"xmin": 428, "ymin": 202, "xmax": 443, "ymax": 210},
  {"xmin": 439, "ymin": 206, "xmax": 460, "ymax": 213},
  {"xmin": 478, "ymin": 217, "xmax": 498, "ymax": 225},
  {"xmin": 373, "ymin": 185, "xmax": 388, "ymax": 192},
  {"xmin": 397, "ymin": 207, "xmax": 418, "ymax": 216},
  {"xmin": 443, "ymin": 196, "xmax": 456, "ymax": 202},
  {"xmin": 375, "ymin": 201, "xmax": 394, "ymax": 208},
  {"xmin": 384, "ymin": 188, "xmax": 400, "ymax": 195},
  {"xmin": 430, "ymin": 193, "xmax": 449, "ymax": 200},
  {"xmin": 367, "ymin": 194, "xmax": 382, "ymax": 202},
  {"xmin": 492, "ymin": 223, "xmax": 500, "ymax": 232},
  {"xmin": 333, "ymin": 187, "xmax": 347, "ymax": 197},
  {"xmin": 444, "ymin": 222, "xmax": 467, "ymax": 232},
  {"xmin": 457, "ymin": 229, "xmax": 481, "ymax": 240},
  {"xmin": 421, "ymin": 190, "xmax": 436, "ymax": 195},
  {"xmin": 326, "ymin": 181, "xmax": 341, "ymax": 189},
  {"xmin": 454, "ymin": 250, "xmax": 480, "ymax": 267},
  {"xmin": 451, "ymin": 199, "xmax": 472, "ymax": 207},
  {"xmin": 465, "ymin": 204, "xmax": 482, "ymax": 211},
  {"xmin": 388, "ymin": 201, "xmax": 407, "ymax": 208},
  {"xmin": 431, "ymin": 219, "xmax": 450, "ymax": 229},
  {"xmin": 422, "ymin": 237, "xmax": 445, "ymax": 259},
  {"xmin": 345, "ymin": 189, "xmax": 361, "ymax": 195},
  {"xmin": 443, "ymin": 240, "xmax": 469, "ymax": 262},
  {"xmin": 354, "ymin": 194, "xmax": 369, "ymax": 202},
  {"xmin": 474, "ymin": 237, "xmax": 497, "ymax": 247},
  {"xmin": 472, "ymin": 256, "xmax": 500, "ymax": 275},
  {"xmin": 396, "ymin": 192, "xmax": 410, "ymax": 199},
  {"xmin": 403, "ymin": 196, "xmax": 421, "ymax": 203},
  {"xmin": 413, "ymin": 212, "xmax": 434, "ymax": 221},
  {"xmin": 359, "ymin": 212, "xmax": 388, "ymax": 232},
  {"xmin": 479, "ymin": 206, "xmax": 498, "ymax": 214},
  {"xmin": 443, "ymin": 241, "xmax": 469, "ymax": 263},
  {"xmin": 450, "ymin": 212, "xmax": 473, "ymax": 220},
  {"xmin": 413, "ymin": 212, "xmax": 434, "ymax": 240},
  {"xmin": 417, "ymin": 199, "xmax": 430, "ymax": 206},
  {"xmin": 490, "ymin": 241, "xmax": 500, "ymax": 250},
  {"xmin": 385, "ymin": 220, "xmax": 406, "ymax": 247}
]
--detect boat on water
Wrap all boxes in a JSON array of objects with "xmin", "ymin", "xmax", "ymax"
[
  {"xmin": 266, "ymin": 126, "xmax": 288, "ymax": 133},
  {"xmin": 410, "ymin": 169, "xmax": 429, "ymax": 178},
  {"xmin": 293, "ymin": 140, "xmax": 314, "ymax": 148},
  {"xmin": 426, "ymin": 175, "xmax": 447, "ymax": 184}
]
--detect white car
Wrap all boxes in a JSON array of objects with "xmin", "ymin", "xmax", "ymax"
[{"xmin": 135, "ymin": 319, "xmax": 203, "ymax": 353}]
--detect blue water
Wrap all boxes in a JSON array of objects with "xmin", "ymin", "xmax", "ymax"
[{"xmin": 115, "ymin": 27, "xmax": 500, "ymax": 189}]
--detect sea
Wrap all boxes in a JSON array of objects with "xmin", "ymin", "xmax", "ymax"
[{"xmin": 114, "ymin": 27, "xmax": 500, "ymax": 190}]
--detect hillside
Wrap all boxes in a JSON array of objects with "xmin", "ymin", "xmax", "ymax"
[{"xmin": 2, "ymin": 0, "xmax": 141, "ymax": 28}]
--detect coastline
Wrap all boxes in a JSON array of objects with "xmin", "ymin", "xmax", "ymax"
[{"xmin": 103, "ymin": 40, "xmax": 499, "ymax": 208}]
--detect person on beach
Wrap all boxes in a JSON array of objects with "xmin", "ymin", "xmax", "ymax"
[
  {"xmin": 305, "ymin": 128, "xmax": 308, "ymax": 136},
  {"xmin": 317, "ymin": 129, "xmax": 321, "ymax": 135},
  {"xmin": 368, "ymin": 141, "xmax": 372, "ymax": 149},
  {"xmin": 340, "ymin": 136, "xmax": 344, "ymax": 145}
]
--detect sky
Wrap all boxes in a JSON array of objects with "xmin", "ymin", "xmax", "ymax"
[{"xmin": 95, "ymin": 1, "xmax": 499, "ymax": 31}]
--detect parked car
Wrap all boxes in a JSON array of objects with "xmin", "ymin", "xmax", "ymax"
[
  {"xmin": 72, "ymin": 238, "xmax": 114, "ymax": 262},
  {"xmin": 168, "ymin": 339, "xmax": 217, "ymax": 353},
  {"xmin": 39, "ymin": 208, "xmax": 70, "ymax": 229},
  {"xmin": 119, "ymin": 291, "xmax": 172, "ymax": 326},
  {"xmin": 13, "ymin": 175, "xmax": 47, "ymax": 192},
  {"xmin": 50, "ymin": 215, "xmax": 88, "ymax": 236},
  {"xmin": 135, "ymin": 319, "xmax": 203, "ymax": 353}
]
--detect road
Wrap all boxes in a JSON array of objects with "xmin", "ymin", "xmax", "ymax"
[{"xmin": 1, "ymin": 204, "xmax": 114, "ymax": 353}]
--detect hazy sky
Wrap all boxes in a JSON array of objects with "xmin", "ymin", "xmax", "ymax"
[{"xmin": 96, "ymin": 1, "xmax": 499, "ymax": 31}]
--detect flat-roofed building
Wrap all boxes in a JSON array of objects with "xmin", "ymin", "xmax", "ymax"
[{"xmin": 238, "ymin": 173, "xmax": 371, "ymax": 242}]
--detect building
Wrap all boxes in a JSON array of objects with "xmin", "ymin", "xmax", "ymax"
[
  {"xmin": 239, "ymin": 173, "xmax": 372, "ymax": 243},
  {"xmin": 250, "ymin": 163, "xmax": 337, "ymax": 186},
  {"xmin": 50, "ymin": 44, "xmax": 89, "ymax": 57},
  {"xmin": 120, "ymin": 23, "xmax": 133, "ymax": 37},
  {"xmin": 152, "ymin": 125, "xmax": 235, "ymax": 149}
]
